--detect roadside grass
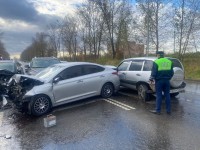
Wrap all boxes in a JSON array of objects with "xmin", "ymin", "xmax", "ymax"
[{"xmin": 183, "ymin": 57, "xmax": 200, "ymax": 80}]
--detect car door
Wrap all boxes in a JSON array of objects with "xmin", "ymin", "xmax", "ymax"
[
  {"xmin": 125, "ymin": 60, "xmax": 144, "ymax": 89},
  {"xmin": 53, "ymin": 65, "xmax": 85, "ymax": 103},
  {"xmin": 81, "ymin": 64, "xmax": 106, "ymax": 96},
  {"xmin": 117, "ymin": 61, "xmax": 131, "ymax": 87},
  {"xmin": 142, "ymin": 60, "xmax": 154, "ymax": 82}
]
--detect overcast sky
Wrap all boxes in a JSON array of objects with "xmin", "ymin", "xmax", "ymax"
[{"xmin": 0, "ymin": 0, "xmax": 84, "ymax": 57}]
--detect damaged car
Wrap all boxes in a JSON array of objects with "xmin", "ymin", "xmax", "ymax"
[
  {"xmin": 2, "ymin": 62, "xmax": 120, "ymax": 116},
  {"xmin": 0, "ymin": 69, "xmax": 15, "ymax": 102}
]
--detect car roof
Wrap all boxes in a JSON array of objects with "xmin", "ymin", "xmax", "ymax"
[
  {"xmin": 53, "ymin": 62, "xmax": 104, "ymax": 68},
  {"xmin": 32, "ymin": 57, "xmax": 57, "ymax": 59},
  {"xmin": 0, "ymin": 60, "xmax": 15, "ymax": 63},
  {"xmin": 124, "ymin": 57, "xmax": 157, "ymax": 61},
  {"xmin": 123, "ymin": 57, "xmax": 179, "ymax": 61}
]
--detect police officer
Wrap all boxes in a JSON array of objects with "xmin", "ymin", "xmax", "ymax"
[{"xmin": 149, "ymin": 51, "xmax": 174, "ymax": 115}]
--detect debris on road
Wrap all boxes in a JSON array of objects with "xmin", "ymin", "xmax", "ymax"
[
  {"xmin": 0, "ymin": 134, "xmax": 12, "ymax": 139},
  {"xmin": 44, "ymin": 114, "xmax": 56, "ymax": 127}
]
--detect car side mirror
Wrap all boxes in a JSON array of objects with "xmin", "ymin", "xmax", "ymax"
[{"xmin": 53, "ymin": 77, "xmax": 60, "ymax": 84}]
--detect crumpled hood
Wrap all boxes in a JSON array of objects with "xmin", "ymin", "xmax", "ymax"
[
  {"xmin": 9, "ymin": 74, "xmax": 44, "ymax": 85},
  {"xmin": 0, "ymin": 69, "xmax": 15, "ymax": 78}
]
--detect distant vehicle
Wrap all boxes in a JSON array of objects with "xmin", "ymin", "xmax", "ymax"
[
  {"xmin": 25, "ymin": 57, "xmax": 61, "ymax": 75},
  {"xmin": 117, "ymin": 57, "xmax": 186, "ymax": 101},
  {"xmin": 0, "ymin": 60, "xmax": 24, "ymax": 74},
  {"xmin": 4, "ymin": 62, "xmax": 120, "ymax": 116}
]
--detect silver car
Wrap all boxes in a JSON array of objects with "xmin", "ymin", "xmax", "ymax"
[
  {"xmin": 117, "ymin": 57, "xmax": 186, "ymax": 101},
  {"xmin": 5, "ymin": 62, "xmax": 120, "ymax": 116}
]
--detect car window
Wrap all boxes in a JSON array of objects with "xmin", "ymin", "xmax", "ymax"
[
  {"xmin": 0, "ymin": 62, "xmax": 15, "ymax": 72},
  {"xmin": 59, "ymin": 65, "xmax": 83, "ymax": 80},
  {"xmin": 118, "ymin": 62, "xmax": 129, "ymax": 71},
  {"xmin": 168, "ymin": 58, "xmax": 183, "ymax": 69},
  {"xmin": 143, "ymin": 60, "xmax": 153, "ymax": 71},
  {"xmin": 82, "ymin": 65, "xmax": 105, "ymax": 75},
  {"xmin": 129, "ymin": 61, "xmax": 143, "ymax": 71}
]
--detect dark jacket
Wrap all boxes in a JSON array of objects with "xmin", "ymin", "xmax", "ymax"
[{"xmin": 150, "ymin": 57, "xmax": 174, "ymax": 81}]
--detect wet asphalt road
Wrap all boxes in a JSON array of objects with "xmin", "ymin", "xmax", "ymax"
[{"xmin": 0, "ymin": 81, "xmax": 200, "ymax": 150}]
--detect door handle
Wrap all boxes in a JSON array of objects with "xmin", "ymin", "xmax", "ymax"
[{"xmin": 136, "ymin": 74, "xmax": 141, "ymax": 76}]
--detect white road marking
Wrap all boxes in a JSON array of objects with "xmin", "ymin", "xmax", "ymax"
[
  {"xmin": 0, "ymin": 112, "xmax": 3, "ymax": 126},
  {"xmin": 107, "ymin": 98, "xmax": 136, "ymax": 110},
  {"xmin": 104, "ymin": 98, "xmax": 136, "ymax": 110},
  {"xmin": 104, "ymin": 99, "xmax": 130, "ymax": 110}
]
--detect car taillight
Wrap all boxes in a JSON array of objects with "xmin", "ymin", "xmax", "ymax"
[{"xmin": 112, "ymin": 71, "xmax": 118, "ymax": 75}]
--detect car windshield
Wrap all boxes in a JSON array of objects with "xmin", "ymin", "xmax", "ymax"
[
  {"xmin": 0, "ymin": 62, "xmax": 15, "ymax": 72},
  {"xmin": 35, "ymin": 65, "xmax": 63, "ymax": 81},
  {"xmin": 31, "ymin": 59, "xmax": 60, "ymax": 68}
]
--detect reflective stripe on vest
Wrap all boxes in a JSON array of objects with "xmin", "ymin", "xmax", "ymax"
[{"xmin": 155, "ymin": 58, "xmax": 172, "ymax": 71}]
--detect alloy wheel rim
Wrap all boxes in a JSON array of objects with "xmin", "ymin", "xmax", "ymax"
[
  {"xmin": 104, "ymin": 85, "xmax": 112, "ymax": 97},
  {"xmin": 34, "ymin": 97, "xmax": 49, "ymax": 114}
]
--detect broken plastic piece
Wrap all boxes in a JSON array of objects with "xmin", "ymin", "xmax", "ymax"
[{"xmin": 5, "ymin": 135, "xmax": 11, "ymax": 139}]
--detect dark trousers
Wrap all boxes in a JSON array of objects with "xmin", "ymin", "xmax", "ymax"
[{"xmin": 155, "ymin": 79, "xmax": 171, "ymax": 113}]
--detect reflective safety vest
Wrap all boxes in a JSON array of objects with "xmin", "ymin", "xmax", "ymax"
[{"xmin": 154, "ymin": 58, "xmax": 172, "ymax": 71}]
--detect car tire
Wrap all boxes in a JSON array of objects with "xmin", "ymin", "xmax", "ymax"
[
  {"xmin": 29, "ymin": 95, "xmax": 52, "ymax": 116},
  {"xmin": 101, "ymin": 83, "xmax": 114, "ymax": 98},
  {"xmin": 170, "ymin": 92, "xmax": 179, "ymax": 97},
  {"xmin": 137, "ymin": 84, "xmax": 149, "ymax": 102}
]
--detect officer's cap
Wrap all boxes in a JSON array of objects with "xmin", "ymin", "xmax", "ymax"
[{"xmin": 156, "ymin": 51, "xmax": 164, "ymax": 56}]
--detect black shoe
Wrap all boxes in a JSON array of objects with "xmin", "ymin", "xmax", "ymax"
[
  {"xmin": 167, "ymin": 112, "xmax": 171, "ymax": 115},
  {"xmin": 150, "ymin": 110, "xmax": 161, "ymax": 115}
]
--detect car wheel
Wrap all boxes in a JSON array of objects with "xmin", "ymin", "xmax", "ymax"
[
  {"xmin": 137, "ymin": 84, "xmax": 149, "ymax": 102},
  {"xmin": 170, "ymin": 92, "xmax": 179, "ymax": 97},
  {"xmin": 101, "ymin": 83, "xmax": 114, "ymax": 98},
  {"xmin": 30, "ymin": 95, "xmax": 51, "ymax": 116}
]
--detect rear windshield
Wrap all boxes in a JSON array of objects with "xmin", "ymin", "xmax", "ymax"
[{"xmin": 168, "ymin": 58, "xmax": 183, "ymax": 69}]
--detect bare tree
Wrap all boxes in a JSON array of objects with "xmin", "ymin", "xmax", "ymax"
[
  {"xmin": 0, "ymin": 32, "xmax": 10, "ymax": 59},
  {"xmin": 136, "ymin": 0, "xmax": 172, "ymax": 54},
  {"xmin": 47, "ymin": 22, "xmax": 62, "ymax": 58},
  {"xmin": 60, "ymin": 16, "xmax": 78, "ymax": 60},
  {"xmin": 174, "ymin": 0, "xmax": 200, "ymax": 59},
  {"xmin": 77, "ymin": 0, "xmax": 105, "ymax": 59}
]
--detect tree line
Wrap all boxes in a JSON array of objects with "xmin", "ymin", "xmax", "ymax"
[
  {"xmin": 20, "ymin": 0, "xmax": 200, "ymax": 61},
  {"xmin": 0, "ymin": 32, "xmax": 10, "ymax": 59}
]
